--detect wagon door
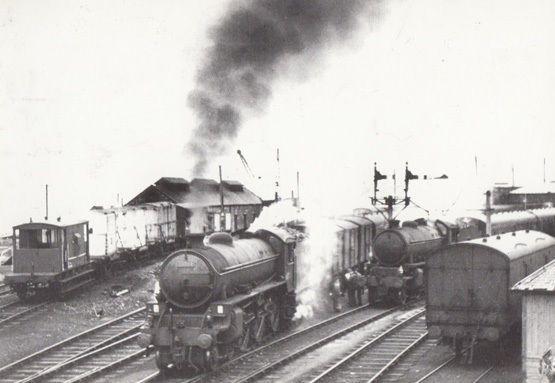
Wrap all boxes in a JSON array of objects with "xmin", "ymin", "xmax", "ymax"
[{"xmin": 427, "ymin": 244, "xmax": 508, "ymax": 340}]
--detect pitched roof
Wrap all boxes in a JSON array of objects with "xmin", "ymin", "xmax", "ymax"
[
  {"xmin": 512, "ymin": 258, "xmax": 555, "ymax": 293},
  {"xmin": 127, "ymin": 177, "xmax": 262, "ymax": 208}
]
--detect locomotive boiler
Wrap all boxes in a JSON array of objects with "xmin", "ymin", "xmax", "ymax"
[
  {"xmin": 139, "ymin": 228, "xmax": 298, "ymax": 374},
  {"xmin": 366, "ymin": 219, "xmax": 450, "ymax": 304}
]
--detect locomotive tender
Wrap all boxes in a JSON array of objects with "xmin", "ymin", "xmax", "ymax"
[
  {"xmin": 367, "ymin": 208, "xmax": 555, "ymax": 304},
  {"xmin": 426, "ymin": 230, "xmax": 555, "ymax": 353},
  {"xmin": 139, "ymin": 228, "xmax": 298, "ymax": 373}
]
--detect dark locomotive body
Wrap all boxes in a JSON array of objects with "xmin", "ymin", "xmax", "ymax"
[
  {"xmin": 367, "ymin": 208, "xmax": 555, "ymax": 304},
  {"xmin": 140, "ymin": 228, "xmax": 298, "ymax": 374},
  {"xmin": 426, "ymin": 230, "xmax": 555, "ymax": 353}
]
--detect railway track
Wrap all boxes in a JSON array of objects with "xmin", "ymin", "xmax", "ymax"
[
  {"xmin": 307, "ymin": 308, "xmax": 426, "ymax": 383},
  {"xmin": 413, "ymin": 357, "xmax": 494, "ymax": 383},
  {"xmin": 0, "ymin": 300, "xmax": 49, "ymax": 329},
  {"xmin": 119, "ymin": 304, "xmax": 402, "ymax": 383},
  {"xmin": 195, "ymin": 305, "xmax": 419, "ymax": 383},
  {"xmin": 0, "ymin": 307, "xmax": 147, "ymax": 383},
  {"xmin": 0, "ymin": 284, "xmax": 12, "ymax": 297}
]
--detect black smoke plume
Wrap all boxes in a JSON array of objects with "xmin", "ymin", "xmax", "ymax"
[{"xmin": 188, "ymin": 0, "xmax": 382, "ymax": 176}]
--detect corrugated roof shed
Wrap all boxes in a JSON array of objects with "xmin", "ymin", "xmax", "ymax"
[
  {"xmin": 156, "ymin": 177, "xmax": 189, "ymax": 185},
  {"xmin": 127, "ymin": 177, "xmax": 262, "ymax": 208},
  {"xmin": 512, "ymin": 258, "xmax": 555, "ymax": 293}
]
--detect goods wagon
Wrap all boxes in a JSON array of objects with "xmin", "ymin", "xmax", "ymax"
[
  {"xmin": 426, "ymin": 230, "xmax": 555, "ymax": 354},
  {"xmin": 288, "ymin": 212, "xmax": 386, "ymax": 311},
  {"xmin": 88, "ymin": 202, "xmax": 185, "ymax": 261},
  {"xmin": 4, "ymin": 220, "xmax": 95, "ymax": 299}
]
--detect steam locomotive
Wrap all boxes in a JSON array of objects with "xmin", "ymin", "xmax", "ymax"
[
  {"xmin": 367, "ymin": 208, "xmax": 555, "ymax": 304},
  {"xmin": 138, "ymin": 228, "xmax": 298, "ymax": 373}
]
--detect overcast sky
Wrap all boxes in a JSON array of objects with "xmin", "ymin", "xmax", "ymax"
[{"xmin": 1, "ymin": 0, "xmax": 555, "ymax": 234}]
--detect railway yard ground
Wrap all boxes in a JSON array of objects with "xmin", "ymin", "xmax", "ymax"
[
  {"xmin": 0, "ymin": 262, "xmax": 157, "ymax": 367},
  {"xmin": 0, "ymin": 269, "xmax": 527, "ymax": 383}
]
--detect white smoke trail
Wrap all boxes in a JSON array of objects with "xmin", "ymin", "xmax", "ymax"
[
  {"xmin": 293, "ymin": 215, "xmax": 338, "ymax": 320},
  {"xmin": 248, "ymin": 199, "xmax": 339, "ymax": 320}
]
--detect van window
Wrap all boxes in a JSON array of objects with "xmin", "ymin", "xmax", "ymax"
[{"xmin": 19, "ymin": 228, "xmax": 60, "ymax": 249}]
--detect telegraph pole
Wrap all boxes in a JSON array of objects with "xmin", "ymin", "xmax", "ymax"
[
  {"xmin": 45, "ymin": 184, "xmax": 49, "ymax": 221},
  {"xmin": 218, "ymin": 165, "xmax": 226, "ymax": 231}
]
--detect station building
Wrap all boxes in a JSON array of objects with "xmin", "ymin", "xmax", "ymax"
[
  {"xmin": 512, "ymin": 259, "xmax": 555, "ymax": 383},
  {"xmin": 126, "ymin": 177, "xmax": 263, "ymax": 245}
]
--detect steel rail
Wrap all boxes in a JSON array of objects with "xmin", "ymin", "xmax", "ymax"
[
  {"xmin": 472, "ymin": 366, "xmax": 494, "ymax": 383},
  {"xmin": 0, "ymin": 284, "xmax": 12, "ymax": 296},
  {"xmin": 413, "ymin": 344, "xmax": 493, "ymax": 383},
  {"xmin": 231, "ymin": 307, "xmax": 406, "ymax": 383},
  {"xmin": 368, "ymin": 331, "xmax": 428, "ymax": 382},
  {"xmin": 308, "ymin": 308, "xmax": 426, "ymax": 383},
  {"xmin": 133, "ymin": 304, "xmax": 389, "ymax": 383},
  {"xmin": 0, "ymin": 307, "xmax": 146, "ymax": 379},
  {"xmin": 0, "ymin": 301, "xmax": 50, "ymax": 328},
  {"xmin": 16, "ymin": 331, "xmax": 144, "ymax": 383},
  {"xmin": 413, "ymin": 356, "xmax": 457, "ymax": 383},
  {"xmin": 132, "ymin": 304, "xmax": 419, "ymax": 383},
  {"xmin": 21, "ymin": 334, "xmax": 149, "ymax": 383}
]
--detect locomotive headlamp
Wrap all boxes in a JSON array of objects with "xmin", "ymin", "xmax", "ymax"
[{"xmin": 216, "ymin": 305, "xmax": 224, "ymax": 315}]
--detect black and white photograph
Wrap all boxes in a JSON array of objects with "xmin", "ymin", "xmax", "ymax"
[{"xmin": 1, "ymin": 1, "xmax": 555, "ymax": 382}]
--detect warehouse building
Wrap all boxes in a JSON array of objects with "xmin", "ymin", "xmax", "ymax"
[
  {"xmin": 494, "ymin": 184, "xmax": 555, "ymax": 209},
  {"xmin": 512, "ymin": 259, "xmax": 555, "ymax": 383},
  {"xmin": 126, "ymin": 177, "xmax": 263, "ymax": 245}
]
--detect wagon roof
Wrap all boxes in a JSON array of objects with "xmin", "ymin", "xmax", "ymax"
[
  {"xmin": 338, "ymin": 215, "xmax": 373, "ymax": 226},
  {"xmin": 447, "ymin": 230, "xmax": 555, "ymax": 261},
  {"xmin": 460, "ymin": 207, "xmax": 555, "ymax": 224},
  {"xmin": 332, "ymin": 218, "xmax": 358, "ymax": 230},
  {"xmin": 14, "ymin": 220, "xmax": 88, "ymax": 230},
  {"xmin": 512, "ymin": 258, "xmax": 555, "ymax": 293}
]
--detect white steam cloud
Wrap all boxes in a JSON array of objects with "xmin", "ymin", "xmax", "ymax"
[{"xmin": 248, "ymin": 199, "xmax": 339, "ymax": 320}]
